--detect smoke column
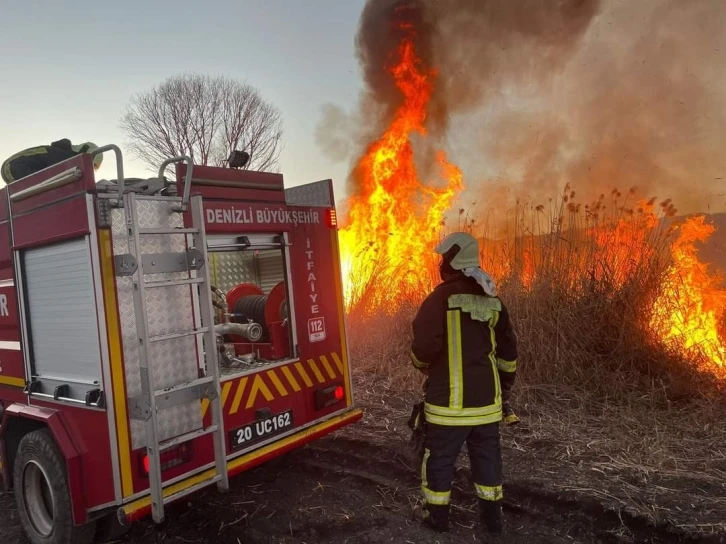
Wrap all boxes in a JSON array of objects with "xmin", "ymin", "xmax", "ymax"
[{"xmin": 319, "ymin": 0, "xmax": 726, "ymax": 230}]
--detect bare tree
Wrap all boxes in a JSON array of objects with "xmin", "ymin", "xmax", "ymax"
[{"xmin": 120, "ymin": 74, "xmax": 284, "ymax": 172}]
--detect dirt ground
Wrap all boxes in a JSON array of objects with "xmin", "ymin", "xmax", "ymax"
[{"xmin": 2, "ymin": 378, "xmax": 725, "ymax": 544}]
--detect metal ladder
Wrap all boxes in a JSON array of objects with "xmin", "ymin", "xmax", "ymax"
[{"xmin": 121, "ymin": 157, "xmax": 229, "ymax": 523}]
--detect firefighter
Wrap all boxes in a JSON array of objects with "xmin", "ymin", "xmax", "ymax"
[
  {"xmin": 1, "ymin": 139, "xmax": 102, "ymax": 183},
  {"xmin": 410, "ymin": 231, "xmax": 518, "ymax": 535}
]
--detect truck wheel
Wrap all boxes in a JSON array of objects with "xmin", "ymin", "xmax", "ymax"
[{"xmin": 13, "ymin": 428, "xmax": 96, "ymax": 544}]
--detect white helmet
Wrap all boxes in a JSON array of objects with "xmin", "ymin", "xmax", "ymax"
[{"xmin": 434, "ymin": 232, "xmax": 480, "ymax": 270}]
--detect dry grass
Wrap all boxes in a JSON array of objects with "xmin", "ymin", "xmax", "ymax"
[{"xmin": 343, "ymin": 187, "xmax": 726, "ymax": 536}]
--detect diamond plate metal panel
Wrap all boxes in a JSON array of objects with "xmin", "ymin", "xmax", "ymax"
[
  {"xmin": 135, "ymin": 198, "xmax": 182, "ymax": 229},
  {"xmin": 111, "ymin": 198, "xmax": 204, "ymax": 449},
  {"xmin": 209, "ymin": 252, "xmax": 255, "ymax": 294},
  {"xmin": 284, "ymin": 179, "xmax": 332, "ymax": 208}
]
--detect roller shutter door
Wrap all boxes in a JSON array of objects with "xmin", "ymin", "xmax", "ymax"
[
  {"xmin": 23, "ymin": 237, "xmax": 102, "ymax": 387},
  {"xmin": 258, "ymin": 252, "xmax": 285, "ymax": 294}
]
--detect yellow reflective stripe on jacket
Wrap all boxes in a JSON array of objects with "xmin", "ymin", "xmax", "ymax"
[
  {"xmin": 410, "ymin": 350, "xmax": 430, "ymax": 369},
  {"xmin": 424, "ymin": 411, "xmax": 502, "ymax": 426},
  {"xmin": 446, "ymin": 310, "xmax": 463, "ymax": 409},
  {"xmin": 475, "ymin": 484, "xmax": 503, "ymax": 501},
  {"xmin": 448, "ymin": 293, "xmax": 501, "ymax": 322},
  {"xmin": 496, "ymin": 358, "xmax": 516, "ymax": 373},
  {"xmin": 425, "ymin": 412, "xmax": 502, "ymax": 426},
  {"xmin": 489, "ymin": 312, "xmax": 502, "ymax": 406},
  {"xmin": 425, "ymin": 402, "xmax": 501, "ymax": 418},
  {"xmin": 8, "ymin": 146, "xmax": 48, "ymax": 160},
  {"xmin": 424, "ymin": 399, "xmax": 503, "ymax": 426},
  {"xmin": 492, "ymin": 366, "xmax": 502, "ymax": 406},
  {"xmin": 488, "ymin": 309, "xmax": 499, "ymax": 366}
]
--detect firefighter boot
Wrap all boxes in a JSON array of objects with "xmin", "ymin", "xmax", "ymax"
[
  {"xmin": 413, "ymin": 503, "xmax": 449, "ymax": 533},
  {"xmin": 479, "ymin": 499, "xmax": 503, "ymax": 536}
]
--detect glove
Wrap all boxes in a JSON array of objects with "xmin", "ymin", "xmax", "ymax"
[{"xmin": 502, "ymin": 401, "xmax": 520, "ymax": 426}]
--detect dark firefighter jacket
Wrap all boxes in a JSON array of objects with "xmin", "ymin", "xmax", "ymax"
[
  {"xmin": 410, "ymin": 274, "xmax": 517, "ymax": 426},
  {"xmin": 1, "ymin": 139, "xmax": 86, "ymax": 183}
]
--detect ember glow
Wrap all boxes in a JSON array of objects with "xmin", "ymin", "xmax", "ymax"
[{"xmin": 339, "ymin": 32, "xmax": 463, "ymax": 310}]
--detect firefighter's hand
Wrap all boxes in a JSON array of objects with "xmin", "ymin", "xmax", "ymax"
[{"xmin": 502, "ymin": 402, "xmax": 520, "ymax": 426}]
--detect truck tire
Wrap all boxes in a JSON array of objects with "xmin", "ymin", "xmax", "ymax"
[{"xmin": 13, "ymin": 428, "xmax": 96, "ymax": 544}]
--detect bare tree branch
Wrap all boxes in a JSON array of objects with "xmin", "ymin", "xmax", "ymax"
[{"xmin": 120, "ymin": 74, "xmax": 284, "ymax": 172}]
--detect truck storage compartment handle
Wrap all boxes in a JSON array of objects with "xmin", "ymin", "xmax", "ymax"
[
  {"xmin": 157, "ymin": 155, "xmax": 193, "ymax": 211},
  {"xmin": 91, "ymin": 144, "xmax": 125, "ymax": 207}
]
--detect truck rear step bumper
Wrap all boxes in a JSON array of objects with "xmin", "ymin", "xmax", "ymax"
[{"xmin": 118, "ymin": 408, "xmax": 363, "ymax": 524}]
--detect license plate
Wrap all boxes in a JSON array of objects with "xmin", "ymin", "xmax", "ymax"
[{"xmin": 229, "ymin": 409, "xmax": 294, "ymax": 449}]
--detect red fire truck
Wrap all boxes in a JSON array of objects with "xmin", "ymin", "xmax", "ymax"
[{"xmin": 0, "ymin": 145, "xmax": 362, "ymax": 544}]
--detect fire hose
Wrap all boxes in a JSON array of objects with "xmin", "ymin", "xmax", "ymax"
[
  {"xmin": 214, "ymin": 322, "xmax": 263, "ymax": 343},
  {"xmin": 210, "ymin": 285, "xmax": 264, "ymax": 343},
  {"xmin": 213, "ymin": 322, "xmax": 267, "ymax": 370}
]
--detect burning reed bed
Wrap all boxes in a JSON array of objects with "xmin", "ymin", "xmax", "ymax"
[
  {"xmin": 343, "ymin": 190, "xmax": 726, "ymax": 536},
  {"xmin": 347, "ymin": 188, "xmax": 726, "ymax": 396}
]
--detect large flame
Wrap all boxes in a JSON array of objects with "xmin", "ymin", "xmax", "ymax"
[
  {"xmin": 338, "ymin": 32, "xmax": 463, "ymax": 312},
  {"xmin": 651, "ymin": 216, "xmax": 726, "ymax": 368},
  {"xmin": 337, "ymin": 19, "xmax": 726, "ymax": 375},
  {"xmin": 512, "ymin": 196, "xmax": 726, "ymax": 370}
]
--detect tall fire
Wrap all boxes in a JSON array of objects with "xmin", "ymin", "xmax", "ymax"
[
  {"xmin": 338, "ymin": 22, "xmax": 463, "ymax": 312},
  {"xmin": 651, "ymin": 216, "xmax": 726, "ymax": 369},
  {"xmin": 337, "ymin": 0, "xmax": 726, "ymax": 377}
]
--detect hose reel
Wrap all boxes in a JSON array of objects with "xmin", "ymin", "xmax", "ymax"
[{"xmin": 226, "ymin": 282, "xmax": 288, "ymax": 341}]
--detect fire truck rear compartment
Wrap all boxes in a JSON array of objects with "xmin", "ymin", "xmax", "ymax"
[
  {"xmin": 0, "ymin": 150, "xmax": 359, "ymax": 536},
  {"xmin": 207, "ymin": 239, "xmax": 295, "ymax": 375}
]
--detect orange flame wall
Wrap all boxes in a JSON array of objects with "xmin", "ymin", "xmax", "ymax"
[{"xmin": 339, "ymin": 34, "xmax": 463, "ymax": 311}]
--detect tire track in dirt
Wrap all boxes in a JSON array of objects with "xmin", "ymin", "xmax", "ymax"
[
  {"xmin": 2, "ymin": 433, "xmax": 722, "ymax": 543},
  {"xmin": 302, "ymin": 436, "xmax": 722, "ymax": 544}
]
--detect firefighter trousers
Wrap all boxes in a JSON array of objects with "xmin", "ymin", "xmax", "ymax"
[{"xmin": 421, "ymin": 421, "xmax": 502, "ymax": 527}]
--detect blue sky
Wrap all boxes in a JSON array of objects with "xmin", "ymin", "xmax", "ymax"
[{"xmin": 0, "ymin": 0, "xmax": 365, "ymax": 200}]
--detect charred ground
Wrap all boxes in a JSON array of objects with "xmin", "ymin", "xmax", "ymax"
[{"xmin": 2, "ymin": 373, "xmax": 725, "ymax": 544}]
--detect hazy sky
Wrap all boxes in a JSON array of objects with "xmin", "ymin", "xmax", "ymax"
[{"xmin": 0, "ymin": 0, "xmax": 365, "ymax": 201}]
